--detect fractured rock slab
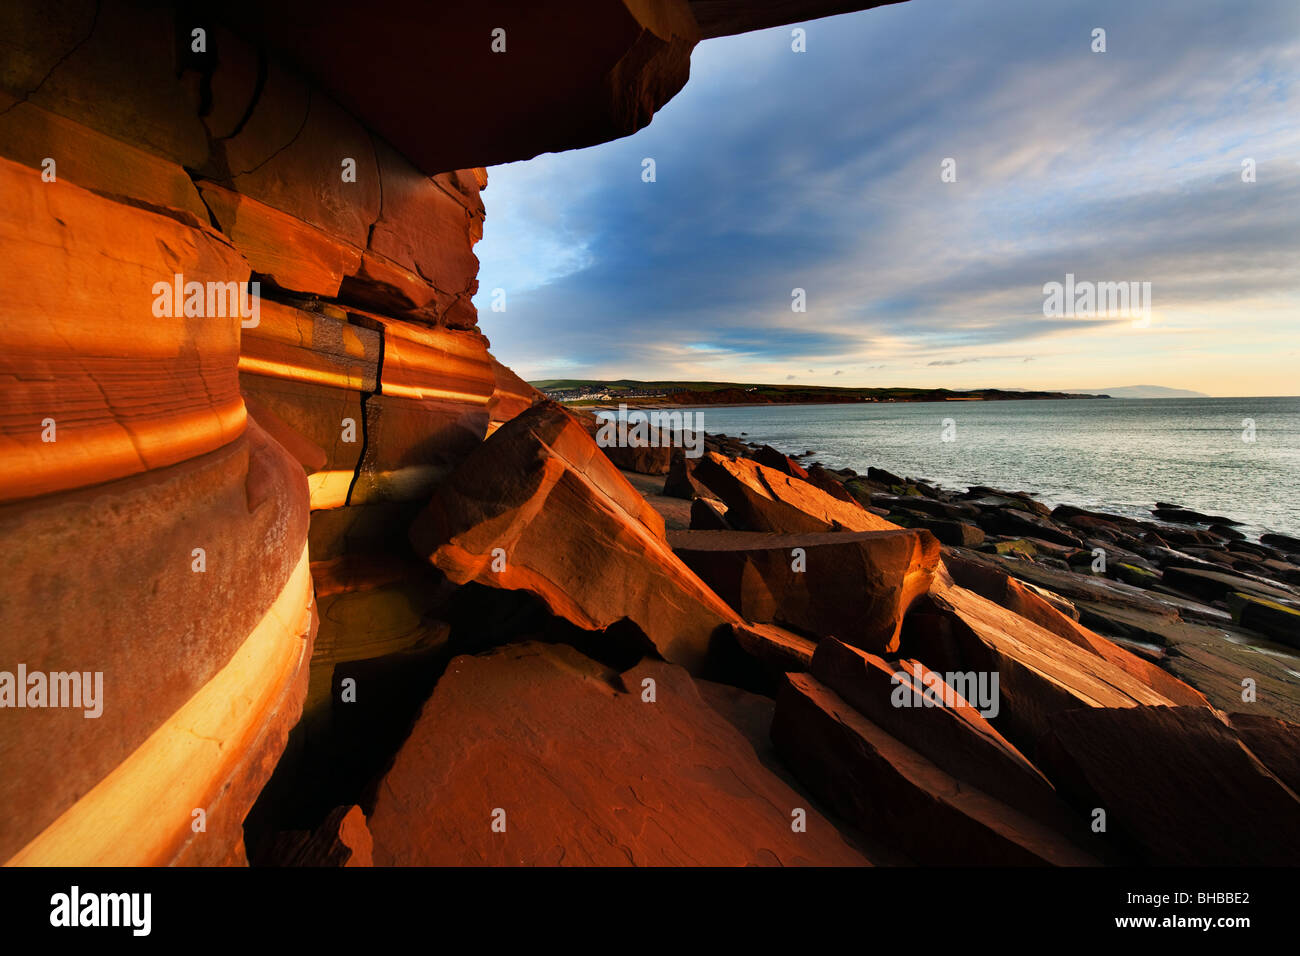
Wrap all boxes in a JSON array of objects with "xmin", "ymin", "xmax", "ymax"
[
  {"xmin": 368, "ymin": 642, "xmax": 869, "ymax": 865},
  {"xmin": 772, "ymin": 672, "xmax": 1095, "ymax": 865},
  {"xmin": 669, "ymin": 528, "xmax": 939, "ymax": 653},
  {"xmin": 693, "ymin": 452, "xmax": 898, "ymax": 534},
  {"xmin": 409, "ymin": 402, "xmax": 742, "ymax": 673}
]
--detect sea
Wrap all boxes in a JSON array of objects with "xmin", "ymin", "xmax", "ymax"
[{"xmin": 673, "ymin": 397, "xmax": 1300, "ymax": 540}]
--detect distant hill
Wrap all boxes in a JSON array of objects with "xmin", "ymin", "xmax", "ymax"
[
  {"xmin": 529, "ymin": 379, "xmax": 1104, "ymax": 405},
  {"xmin": 1075, "ymin": 385, "xmax": 1210, "ymax": 399}
]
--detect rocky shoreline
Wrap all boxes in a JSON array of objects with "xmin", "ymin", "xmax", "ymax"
[
  {"xmin": 5, "ymin": 0, "xmax": 1298, "ymax": 871},
  {"xmin": 593, "ymin": 415, "xmax": 1300, "ymax": 722}
]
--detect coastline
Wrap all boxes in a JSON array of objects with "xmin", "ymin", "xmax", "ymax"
[
  {"xmin": 599, "ymin": 415, "xmax": 1300, "ymax": 722},
  {"xmin": 573, "ymin": 395, "xmax": 1109, "ymax": 410},
  {"xmin": 629, "ymin": 396, "xmax": 1300, "ymax": 540}
]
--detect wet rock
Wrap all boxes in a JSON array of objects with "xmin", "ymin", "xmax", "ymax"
[
  {"xmin": 1162, "ymin": 566, "xmax": 1297, "ymax": 606},
  {"xmin": 754, "ymin": 444, "xmax": 809, "ymax": 479},
  {"xmin": 941, "ymin": 550, "xmax": 1208, "ymax": 708},
  {"xmin": 1227, "ymin": 592, "xmax": 1300, "ymax": 648},
  {"xmin": 1152, "ymin": 506, "xmax": 1239, "ymax": 526},
  {"xmin": 1262, "ymin": 532, "xmax": 1300, "ymax": 555},
  {"xmin": 975, "ymin": 508, "xmax": 1082, "ymax": 548},
  {"xmin": 899, "ymin": 515, "xmax": 985, "ymax": 548},
  {"xmin": 881, "ymin": 496, "xmax": 978, "ymax": 521}
]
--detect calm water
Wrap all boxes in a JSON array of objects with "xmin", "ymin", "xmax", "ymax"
[{"xmin": 677, "ymin": 397, "xmax": 1300, "ymax": 539}]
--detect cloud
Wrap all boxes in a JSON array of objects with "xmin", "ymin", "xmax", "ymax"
[{"xmin": 473, "ymin": 0, "xmax": 1300, "ymax": 396}]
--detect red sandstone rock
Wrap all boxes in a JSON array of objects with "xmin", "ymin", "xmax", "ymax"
[
  {"xmin": 223, "ymin": 1, "xmax": 700, "ymax": 175},
  {"xmin": 198, "ymin": 181, "xmax": 363, "ymax": 298},
  {"xmin": 0, "ymin": 157, "xmax": 247, "ymax": 503},
  {"xmin": 0, "ymin": 102, "xmax": 210, "ymax": 225},
  {"xmin": 369, "ymin": 137, "xmax": 484, "ymax": 311},
  {"xmin": 1037, "ymin": 705, "xmax": 1300, "ymax": 865},
  {"xmin": 244, "ymin": 393, "xmax": 328, "ymax": 473},
  {"xmin": 663, "ymin": 448, "xmax": 713, "ymax": 498},
  {"xmin": 576, "ymin": 410, "xmax": 676, "ymax": 475},
  {"xmin": 309, "ymin": 555, "xmax": 452, "ymax": 664},
  {"xmin": 902, "ymin": 581, "xmax": 1184, "ymax": 753},
  {"xmin": 732, "ymin": 621, "xmax": 820, "ymax": 672},
  {"xmin": 669, "ymin": 528, "xmax": 939, "ymax": 653},
  {"xmin": 693, "ymin": 452, "xmax": 899, "ymax": 534},
  {"xmin": 690, "ymin": 0, "xmax": 901, "ymax": 38},
  {"xmin": 487, "ymin": 354, "xmax": 545, "ymax": 427},
  {"xmin": 1, "ymin": 0, "xmax": 208, "ymax": 168},
  {"xmin": 772, "ymin": 672, "xmax": 1095, "ymax": 865},
  {"xmin": 808, "ymin": 639, "xmax": 1075, "ymax": 830},
  {"xmin": 943, "ymin": 551, "xmax": 1209, "ymax": 707},
  {"xmin": 805, "ymin": 463, "xmax": 858, "ymax": 503},
  {"xmin": 263, "ymin": 805, "xmax": 374, "ymax": 867},
  {"xmin": 409, "ymin": 402, "xmax": 743, "ymax": 672},
  {"xmin": 238, "ymin": 299, "xmax": 381, "ymax": 509},
  {"xmin": 0, "ymin": 420, "xmax": 312, "ymax": 864},
  {"xmin": 344, "ymin": 313, "xmax": 494, "ymax": 504},
  {"xmin": 368, "ymin": 642, "xmax": 868, "ymax": 865},
  {"xmin": 1228, "ymin": 713, "xmax": 1300, "ymax": 795},
  {"xmin": 221, "ymin": 54, "xmax": 381, "ymax": 248}
]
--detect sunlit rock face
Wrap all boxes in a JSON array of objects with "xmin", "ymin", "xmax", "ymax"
[
  {"xmin": 409, "ymin": 402, "xmax": 743, "ymax": 675},
  {"xmin": 367, "ymin": 642, "xmax": 870, "ymax": 866},
  {"xmin": 2, "ymin": 0, "xmax": 773, "ymax": 864},
  {"xmin": 0, "ymin": 0, "xmax": 509, "ymax": 864}
]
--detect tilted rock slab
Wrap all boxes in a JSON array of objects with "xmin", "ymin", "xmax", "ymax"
[
  {"xmin": 772, "ymin": 672, "xmax": 1096, "ymax": 865},
  {"xmin": 1037, "ymin": 705, "xmax": 1300, "ymax": 865},
  {"xmin": 368, "ymin": 642, "xmax": 868, "ymax": 865},
  {"xmin": 693, "ymin": 452, "xmax": 900, "ymax": 534},
  {"xmin": 409, "ymin": 402, "xmax": 743, "ymax": 673},
  {"xmin": 903, "ymin": 581, "xmax": 1185, "ymax": 755},
  {"xmin": 808, "ymin": 639, "xmax": 1079, "ymax": 832},
  {"xmin": 669, "ymin": 528, "xmax": 939, "ymax": 653},
  {"xmin": 942, "ymin": 551, "xmax": 1208, "ymax": 707}
]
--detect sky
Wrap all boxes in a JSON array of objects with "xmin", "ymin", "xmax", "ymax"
[{"xmin": 470, "ymin": 0, "xmax": 1300, "ymax": 397}]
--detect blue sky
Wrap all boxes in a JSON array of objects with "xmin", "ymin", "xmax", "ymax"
[{"xmin": 471, "ymin": 0, "xmax": 1300, "ymax": 396}]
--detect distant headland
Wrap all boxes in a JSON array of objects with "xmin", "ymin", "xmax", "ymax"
[{"xmin": 531, "ymin": 379, "xmax": 1109, "ymax": 406}]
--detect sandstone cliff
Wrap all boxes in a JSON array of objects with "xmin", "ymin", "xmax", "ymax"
[{"xmin": 2, "ymin": 0, "xmax": 1297, "ymax": 868}]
